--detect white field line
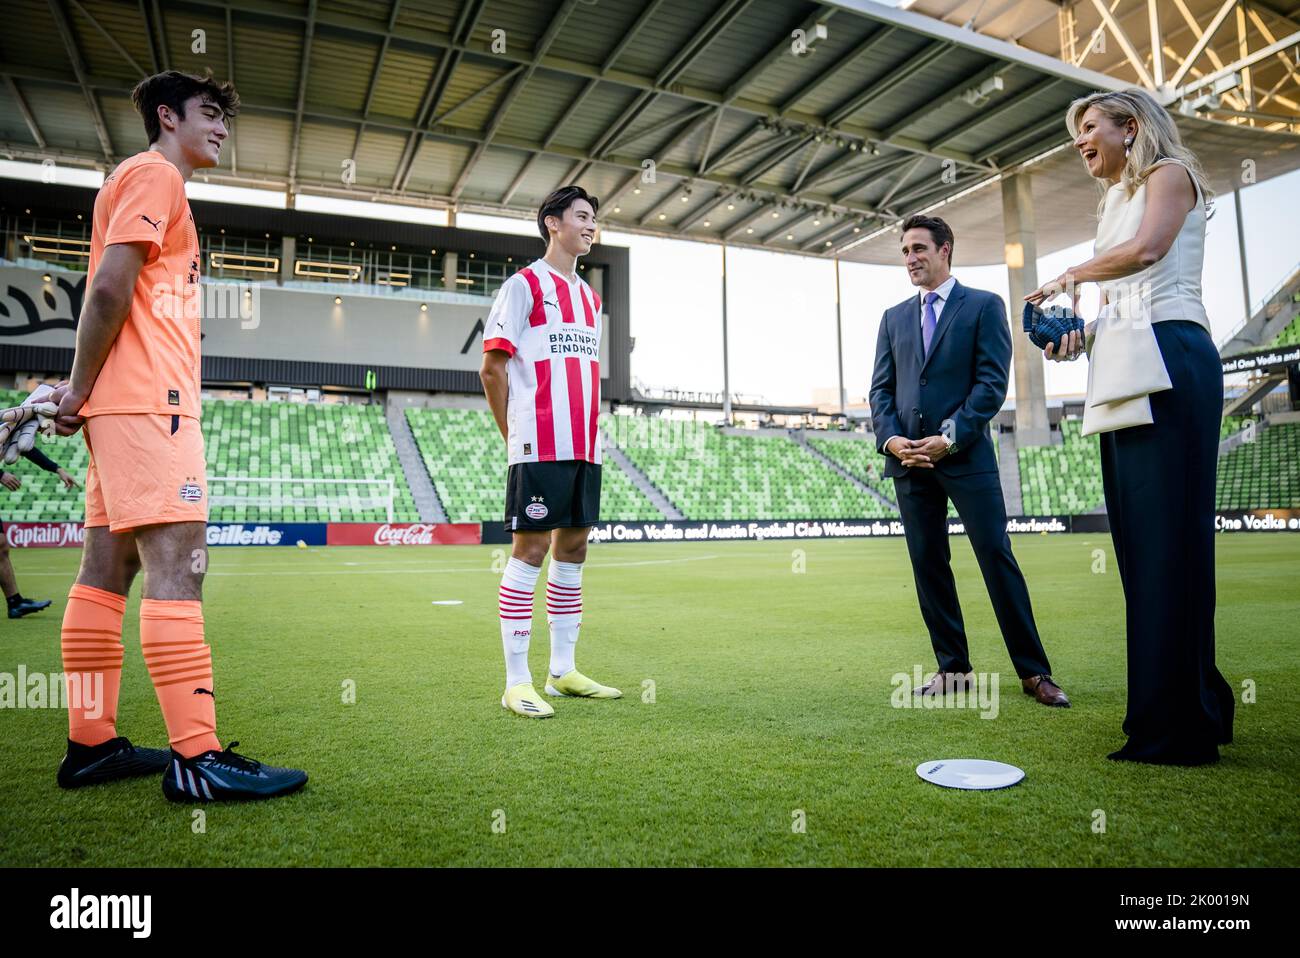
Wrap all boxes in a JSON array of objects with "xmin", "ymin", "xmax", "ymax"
[
  {"xmin": 19, "ymin": 554, "xmax": 724, "ymax": 577},
  {"xmin": 205, "ymin": 554, "xmax": 724, "ymax": 576}
]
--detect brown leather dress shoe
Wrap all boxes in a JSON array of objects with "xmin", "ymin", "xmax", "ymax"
[
  {"xmin": 1022, "ymin": 674, "xmax": 1070, "ymax": 707},
  {"xmin": 914, "ymin": 671, "xmax": 975, "ymax": 696}
]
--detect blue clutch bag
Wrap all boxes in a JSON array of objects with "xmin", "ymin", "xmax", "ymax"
[{"xmin": 1022, "ymin": 302, "xmax": 1084, "ymax": 351}]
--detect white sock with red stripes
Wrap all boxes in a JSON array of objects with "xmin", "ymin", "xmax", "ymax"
[
  {"xmin": 499, "ymin": 557, "xmax": 540, "ymax": 689},
  {"xmin": 546, "ymin": 560, "xmax": 583, "ymax": 677}
]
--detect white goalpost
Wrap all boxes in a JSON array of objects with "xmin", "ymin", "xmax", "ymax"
[{"xmin": 207, "ymin": 476, "xmax": 397, "ymax": 522}]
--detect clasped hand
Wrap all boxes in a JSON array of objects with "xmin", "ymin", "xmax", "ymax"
[{"xmin": 886, "ymin": 435, "xmax": 949, "ymax": 469}]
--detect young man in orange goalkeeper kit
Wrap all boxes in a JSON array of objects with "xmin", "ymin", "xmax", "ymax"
[{"xmin": 51, "ymin": 71, "xmax": 306, "ymax": 801}]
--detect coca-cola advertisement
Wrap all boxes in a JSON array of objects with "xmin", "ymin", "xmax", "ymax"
[
  {"xmin": 326, "ymin": 523, "xmax": 482, "ymax": 546},
  {"xmin": 4, "ymin": 522, "xmax": 87, "ymax": 548}
]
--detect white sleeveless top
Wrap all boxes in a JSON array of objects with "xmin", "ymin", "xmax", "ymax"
[{"xmin": 1093, "ymin": 157, "xmax": 1210, "ymax": 332}]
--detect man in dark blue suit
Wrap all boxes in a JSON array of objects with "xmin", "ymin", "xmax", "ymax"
[{"xmin": 870, "ymin": 214, "xmax": 1068, "ymax": 707}]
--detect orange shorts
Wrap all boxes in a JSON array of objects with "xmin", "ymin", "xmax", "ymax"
[{"xmin": 83, "ymin": 414, "xmax": 208, "ymax": 532}]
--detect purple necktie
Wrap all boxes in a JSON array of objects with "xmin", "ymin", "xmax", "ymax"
[{"xmin": 922, "ymin": 291, "xmax": 939, "ymax": 356}]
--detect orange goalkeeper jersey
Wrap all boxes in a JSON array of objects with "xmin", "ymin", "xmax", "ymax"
[{"xmin": 79, "ymin": 150, "xmax": 203, "ymax": 420}]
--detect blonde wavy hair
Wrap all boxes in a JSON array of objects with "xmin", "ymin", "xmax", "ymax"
[{"xmin": 1066, "ymin": 88, "xmax": 1214, "ymax": 215}]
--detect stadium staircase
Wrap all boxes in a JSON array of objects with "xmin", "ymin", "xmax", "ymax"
[
  {"xmin": 385, "ymin": 404, "xmax": 447, "ymax": 522},
  {"xmin": 1219, "ymin": 414, "xmax": 1261, "ymax": 457},
  {"xmin": 1219, "ymin": 267, "xmax": 1299, "ymax": 418},
  {"xmin": 793, "ymin": 434, "xmax": 899, "ymax": 518},
  {"xmin": 599, "ymin": 431, "xmax": 680, "ymax": 520},
  {"xmin": 791, "ymin": 431, "xmax": 898, "ymax": 515},
  {"xmin": 404, "ymin": 408, "xmax": 507, "ymax": 522},
  {"xmin": 404, "ymin": 408, "xmax": 663, "ymax": 522},
  {"xmin": 613, "ymin": 420, "xmax": 892, "ymax": 519},
  {"xmin": 1223, "ymin": 370, "xmax": 1289, "ymax": 417},
  {"xmin": 1218, "ymin": 262, "xmax": 1300, "ymax": 357},
  {"xmin": 998, "ymin": 430, "xmax": 1023, "ymax": 516}
]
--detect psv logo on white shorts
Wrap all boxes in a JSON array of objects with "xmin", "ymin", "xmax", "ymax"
[
  {"xmin": 178, "ymin": 483, "xmax": 204, "ymax": 503},
  {"xmin": 524, "ymin": 501, "xmax": 548, "ymax": 520}
]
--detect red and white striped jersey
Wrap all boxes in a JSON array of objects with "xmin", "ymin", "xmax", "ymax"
[{"xmin": 483, "ymin": 259, "xmax": 603, "ymax": 466}]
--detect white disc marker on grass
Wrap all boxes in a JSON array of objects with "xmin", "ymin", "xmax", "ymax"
[{"xmin": 916, "ymin": 759, "xmax": 1024, "ymax": 790}]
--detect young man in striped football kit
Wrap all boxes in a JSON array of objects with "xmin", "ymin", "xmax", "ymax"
[{"xmin": 480, "ymin": 185, "xmax": 620, "ymax": 717}]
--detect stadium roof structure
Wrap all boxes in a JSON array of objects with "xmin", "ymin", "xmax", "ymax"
[{"xmin": 1, "ymin": 0, "xmax": 1299, "ymax": 265}]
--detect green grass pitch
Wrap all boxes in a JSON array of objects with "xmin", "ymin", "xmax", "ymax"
[{"xmin": 1, "ymin": 534, "xmax": 1296, "ymax": 867}]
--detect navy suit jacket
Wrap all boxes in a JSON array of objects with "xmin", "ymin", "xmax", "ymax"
[{"xmin": 869, "ymin": 279, "xmax": 1009, "ymax": 479}]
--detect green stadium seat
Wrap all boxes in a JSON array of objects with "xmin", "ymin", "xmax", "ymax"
[
  {"xmin": 612, "ymin": 418, "xmax": 893, "ymax": 520},
  {"xmin": 0, "ymin": 388, "xmax": 88, "ymax": 523},
  {"xmin": 803, "ymin": 434, "xmax": 899, "ymax": 518},
  {"xmin": 1016, "ymin": 418, "xmax": 1104, "ymax": 515},
  {"xmin": 1216, "ymin": 421, "xmax": 1300, "ymax": 509},
  {"xmin": 1269, "ymin": 310, "xmax": 1300, "ymax": 348},
  {"xmin": 5, "ymin": 388, "xmax": 1292, "ymax": 527},
  {"xmin": 0, "ymin": 391, "xmax": 418, "ymax": 525},
  {"xmin": 405, "ymin": 407, "xmax": 663, "ymax": 522}
]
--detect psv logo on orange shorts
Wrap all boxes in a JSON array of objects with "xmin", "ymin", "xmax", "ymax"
[{"xmin": 178, "ymin": 482, "xmax": 204, "ymax": 503}]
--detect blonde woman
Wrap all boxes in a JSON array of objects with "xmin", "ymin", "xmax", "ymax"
[{"xmin": 1025, "ymin": 88, "xmax": 1233, "ymax": 765}]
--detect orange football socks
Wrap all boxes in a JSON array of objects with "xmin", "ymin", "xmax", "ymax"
[
  {"xmin": 140, "ymin": 599, "xmax": 220, "ymax": 758},
  {"xmin": 60, "ymin": 584, "xmax": 126, "ymax": 747}
]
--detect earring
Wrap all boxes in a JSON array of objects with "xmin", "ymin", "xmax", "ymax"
[{"xmin": 1123, "ymin": 136, "xmax": 1133, "ymax": 156}]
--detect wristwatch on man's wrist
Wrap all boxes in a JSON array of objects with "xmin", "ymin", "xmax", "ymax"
[{"xmin": 941, "ymin": 435, "xmax": 956, "ymax": 453}]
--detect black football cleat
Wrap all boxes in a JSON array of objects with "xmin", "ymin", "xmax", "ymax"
[
  {"xmin": 57, "ymin": 736, "xmax": 170, "ymax": 789},
  {"xmin": 9, "ymin": 597, "xmax": 52, "ymax": 619},
  {"xmin": 162, "ymin": 741, "xmax": 308, "ymax": 803}
]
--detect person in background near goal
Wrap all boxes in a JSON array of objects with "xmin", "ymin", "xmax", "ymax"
[
  {"xmin": 1, "ymin": 444, "xmax": 80, "ymax": 618},
  {"xmin": 480, "ymin": 185, "xmax": 621, "ymax": 718},
  {"xmin": 48, "ymin": 71, "xmax": 307, "ymax": 800}
]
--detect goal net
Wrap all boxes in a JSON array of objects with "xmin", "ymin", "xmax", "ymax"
[{"xmin": 207, "ymin": 476, "xmax": 396, "ymax": 523}]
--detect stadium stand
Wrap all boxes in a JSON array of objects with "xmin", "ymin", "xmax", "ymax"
[
  {"xmin": 804, "ymin": 435, "xmax": 900, "ymax": 515},
  {"xmin": 1, "ymin": 393, "xmax": 420, "ymax": 523},
  {"xmin": 1011, "ymin": 409, "xmax": 1297, "ymax": 514},
  {"xmin": 1017, "ymin": 418, "xmax": 1105, "ymax": 516},
  {"xmin": 1216, "ymin": 421, "xmax": 1300, "ymax": 509},
  {"xmin": 405, "ymin": 407, "xmax": 662, "ymax": 521},
  {"xmin": 599, "ymin": 454, "xmax": 668, "ymax": 521},
  {"xmin": 203, "ymin": 400, "xmax": 418, "ymax": 522},
  {"xmin": 0, "ymin": 388, "xmax": 86, "ymax": 522},
  {"xmin": 405, "ymin": 408, "xmax": 503, "ymax": 523},
  {"xmin": 613, "ymin": 418, "xmax": 893, "ymax": 519},
  {"xmin": 1220, "ymin": 414, "xmax": 1258, "ymax": 440},
  {"xmin": 1270, "ymin": 313, "xmax": 1300, "ymax": 348},
  {"xmin": 5, "ymin": 387, "xmax": 1294, "ymax": 525},
  {"xmin": 805, "ymin": 433, "xmax": 1002, "ymax": 519}
]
